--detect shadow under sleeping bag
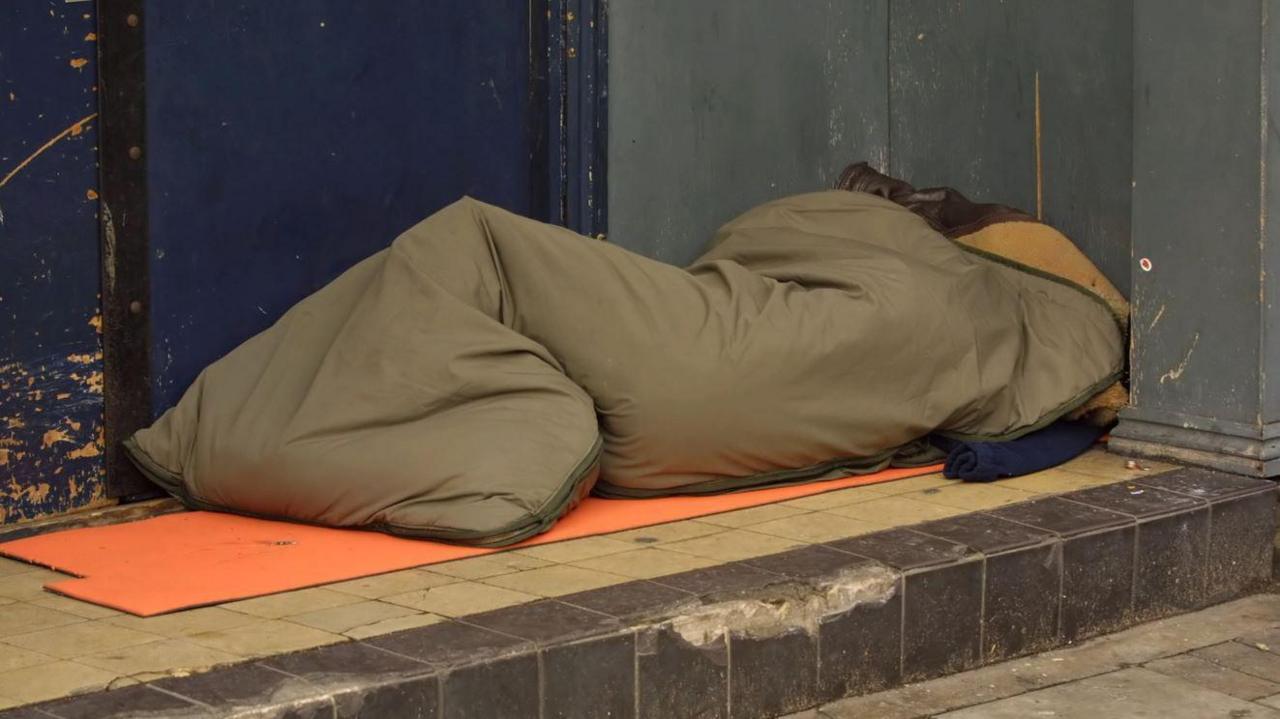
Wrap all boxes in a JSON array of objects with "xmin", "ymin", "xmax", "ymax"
[{"xmin": 124, "ymin": 190, "xmax": 1125, "ymax": 546}]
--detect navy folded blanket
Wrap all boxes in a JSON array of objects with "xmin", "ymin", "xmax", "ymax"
[{"xmin": 931, "ymin": 421, "xmax": 1107, "ymax": 482}]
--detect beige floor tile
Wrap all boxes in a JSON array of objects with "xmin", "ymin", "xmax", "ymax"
[
  {"xmin": 607, "ymin": 520, "xmax": 725, "ymax": 546},
  {"xmin": 344, "ymin": 612, "xmax": 446, "ymax": 640},
  {"xmin": 825, "ymin": 495, "xmax": 966, "ymax": 525},
  {"xmin": 0, "ymin": 603, "xmax": 85, "ymax": 638},
  {"xmin": 780, "ymin": 485, "xmax": 892, "ymax": 510},
  {"xmin": 76, "ymin": 638, "xmax": 242, "ymax": 680},
  {"xmin": 222, "ymin": 587, "xmax": 363, "ymax": 619},
  {"xmin": 663, "ymin": 529, "xmax": 804, "ymax": 562},
  {"xmin": 0, "ymin": 557, "xmax": 39, "ymax": 578},
  {"xmin": 431, "ymin": 553, "xmax": 554, "ymax": 580},
  {"xmin": 698, "ymin": 504, "xmax": 809, "ymax": 528},
  {"xmin": 105, "ymin": 606, "xmax": 262, "ymax": 638},
  {"xmin": 6, "ymin": 620, "xmax": 162, "ymax": 659},
  {"xmin": 30, "ymin": 594, "xmax": 123, "ymax": 620},
  {"xmin": 514, "ymin": 536, "xmax": 638, "ymax": 563},
  {"xmin": 1060, "ymin": 449, "xmax": 1177, "ymax": 479},
  {"xmin": 870, "ymin": 473, "xmax": 953, "ymax": 496},
  {"xmin": 0, "ymin": 569, "xmax": 74, "ymax": 601},
  {"xmin": 570, "ymin": 548, "xmax": 721, "ymax": 580},
  {"xmin": 747, "ymin": 512, "xmax": 883, "ymax": 543},
  {"xmin": 0, "ymin": 695, "xmax": 18, "ymax": 710},
  {"xmin": 0, "ymin": 643, "xmax": 55, "ymax": 673},
  {"xmin": 187, "ymin": 619, "xmax": 341, "ymax": 658},
  {"xmin": 483, "ymin": 565, "xmax": 630, "ymax": 597},
  {"xmin": 1000, "ymin": 467, "xmax": 1123, "ymax": 494},
  {"xmin": 910, "ymin": 484, "xmax": 1039, "ymax": 511},
  {"xmin": 288, "ymin": 600, "xmax": 420, "ymax": 634},
  {"xmin": 383, "ymin": 581, "xmax": 539, "ymax": 616},
  {"xmin": 324, "ymin": 569, "xmax": 458, "ymax": 599},
  {"xmin": 0, "ymin": 660, "xmax": 121, "ymax": 704}
]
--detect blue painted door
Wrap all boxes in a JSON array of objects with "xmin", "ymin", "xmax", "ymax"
[
  {"xmin": 144, "ymin": 2, "xmax": 544, "ymax": 412},
  {"xmin": 0, "ymin": 1, "xmax": 109, "ymax": 522}
]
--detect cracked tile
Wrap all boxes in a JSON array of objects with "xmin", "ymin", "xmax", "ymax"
[
  {"xmin": 482, "ymin": 565, "xmax": 630, "ymax": 597},
  {"xmin": 383, "ymin": 581, "xmax": 539, "ymax": 616},
  {"xmin": 324, "ymin": 569, "xmax": 458, "ymax": 599},
  {"xmin": 570, "ymin": 547, "xmax": 721, "ymax": 580},
  {"xmin": 288, "ymin": 600, "xmax": 420, "ymax": 634}
]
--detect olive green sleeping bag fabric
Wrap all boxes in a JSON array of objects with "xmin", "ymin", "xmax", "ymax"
[{"xmin": 125, "ymin": 191, "xmax": 1124, "ymax": 546}]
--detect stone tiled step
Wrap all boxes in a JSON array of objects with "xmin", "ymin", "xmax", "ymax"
[{"xmin": 3, "ymin": 468, "xmax": 1274, "ymax": 719}]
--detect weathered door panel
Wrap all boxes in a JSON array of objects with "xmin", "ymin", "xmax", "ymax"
[{"xmin": 0, "ymin": 2, "xmax": 109, "ymax": 521}]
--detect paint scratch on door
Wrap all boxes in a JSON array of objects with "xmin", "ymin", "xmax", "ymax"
[
  {"xmin": 1159, "ymin": 332, "xmax": 1200, "ymax": 384},
  {"xmin": 0, "ymin": 113, "xmax": 97, "ymax": 190}
]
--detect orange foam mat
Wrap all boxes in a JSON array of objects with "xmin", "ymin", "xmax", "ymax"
[{"xmin": 0, "ymin": 465, "xmax": 942, "ymax": 616}]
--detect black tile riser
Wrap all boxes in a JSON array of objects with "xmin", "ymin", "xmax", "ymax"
[
  {"xmin": 981, "ymin": 542, "xmax": 1062, "ymax": 662},
  {"xmin": 901, "ymin": 560, "xmax": 984, "ymax": 682}
]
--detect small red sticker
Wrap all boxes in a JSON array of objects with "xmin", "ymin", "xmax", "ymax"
[{"xmin": 1139, "ymin": 257, "xmax": 1153, "ymax": 272}]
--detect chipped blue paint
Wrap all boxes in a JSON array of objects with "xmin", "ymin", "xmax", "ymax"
[
  {"xmin": 0, "ymin": 352, "xmax": 107, "ymax": 523},
  {"xmin": 0, "ymin": 1, "xmax": 106, "ymax": 522}
]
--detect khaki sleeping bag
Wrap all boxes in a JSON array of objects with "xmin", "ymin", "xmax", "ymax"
[{"xmin": 126, "ymin": 188, "xmax": 1124, "ymax": 546}]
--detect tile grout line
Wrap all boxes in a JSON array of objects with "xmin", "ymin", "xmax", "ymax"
[
  {"xmin": 725, "ymin": 632, "xmax": 733, "ymax": 719},
  {"xmin": 897, "ymin": 574, "xmax": 907, "ymax": 681},
  {"xmin": 977, "ymin": 553, "xmax": 988, "ymax": 663},
  {"xmin": 1203, "ymin": 499, "xmax": 1215, "ymax": 602},
  {"xmin": 1130, "ymin": 519, "xmax": 1141, "ymax": 616},
  {"xmin": 536, "ymin": 647, "xmax": 546, "ymax": 719},
  {"xmin": 1055, "ymin": 536, "xmax": 1066, "ymax": 641},
  {"xmin": 632, "ymin": 627, "xmax": 640, "ymax": 719}
]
